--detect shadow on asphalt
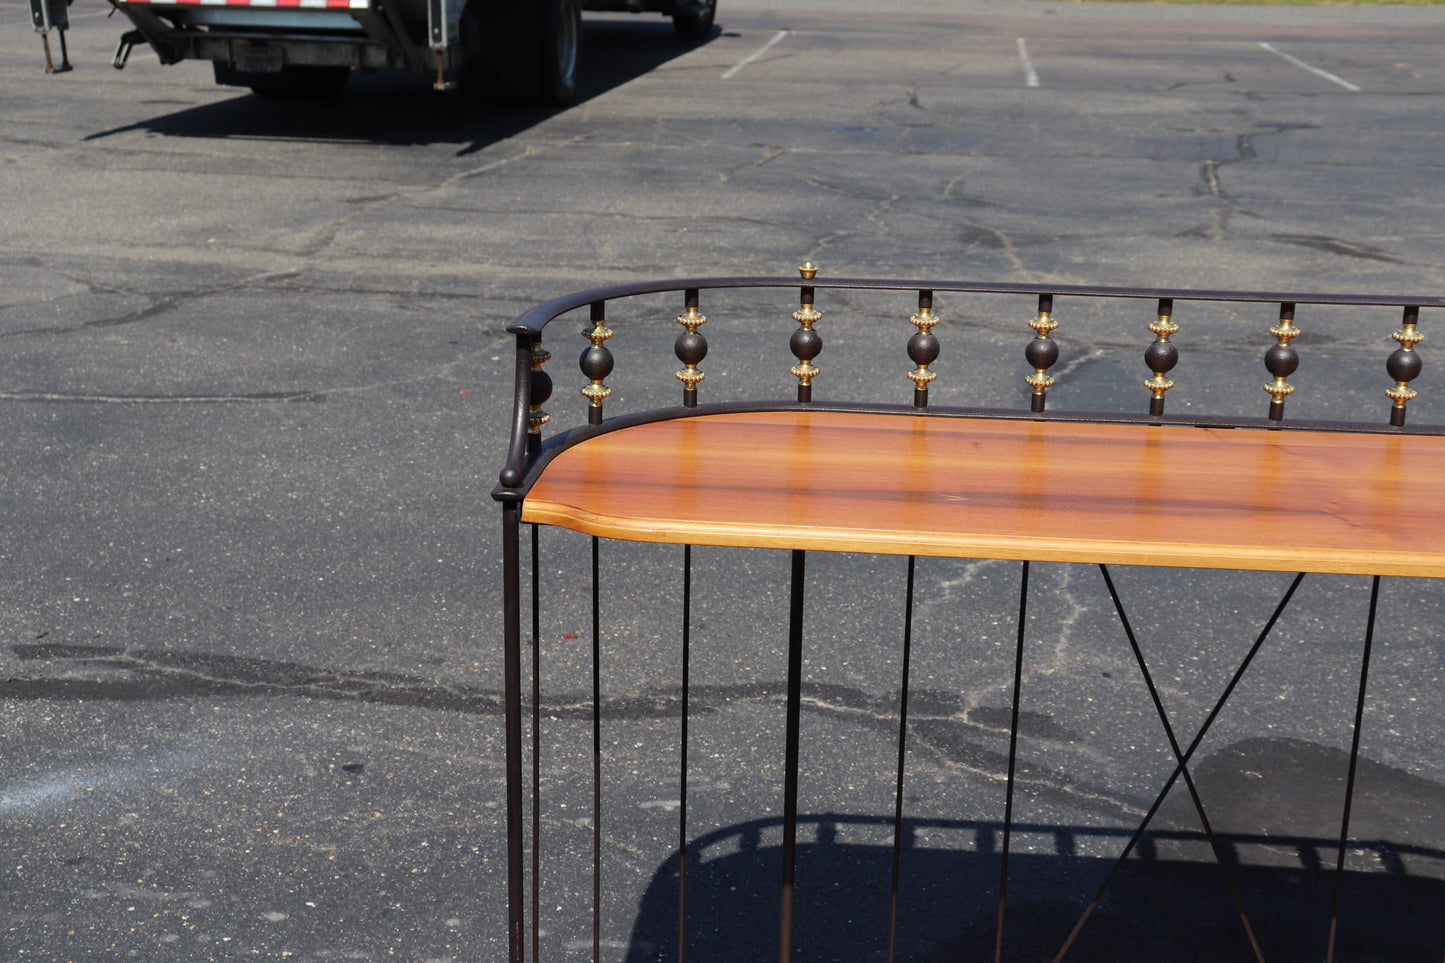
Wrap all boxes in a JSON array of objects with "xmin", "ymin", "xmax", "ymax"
[
  {"xmin": 82, "ymin": 19, "xmax": 715, "ymax": 153},
  {"xmin": 625, "ymin": 811, "xmax": 1445, "ymax": 962},
  {"xmin": 14, "ymin": 641, "xmax": 1442, "ymax": 960}
]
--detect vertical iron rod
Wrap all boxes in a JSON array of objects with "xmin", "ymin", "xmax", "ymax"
[
  {"xmin": 531, "ymin": 524, "xmax": 542, "ymax": 963},
  {"xmin": 592, "ymin": 536, "xmax": 602, "ymax": 963},
  {"xmin": 996, "ymin": 560, "xmax": 1031, "ymax": 963},
  {"xmin": 679, "ymin": 544, "xmax": 692, "ymax": 963},
  {"xmin": 1097, "ymin": 565, "xmax": 1266, "ymax": 963},
  {"xmin": 503, "ymin": 504, "xmax": 525, "ymax": 963},
  {"xmin": 780, "ymin": 549, "xmax": 806, "ymax": 963},
  {"xmin": 1053, "ymin": 572, "xmax": 1305, "ymax": 962},
  {"xmin": 1326, "ymin": 575, "xmax": 1381, "ymax": 963},
  {"xmin": 887, "ymin": 555, "xmax": 918, "ymax": 963}
]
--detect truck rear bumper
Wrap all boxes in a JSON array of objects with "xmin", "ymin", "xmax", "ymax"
[{"xmin": 113, "ymin": 0, "xmax": 413, "ymax": 70}]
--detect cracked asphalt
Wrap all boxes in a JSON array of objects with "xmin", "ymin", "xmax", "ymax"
[{"xmin": 3, "ymin": 0, "xmax": 1445, "ymax": 959}]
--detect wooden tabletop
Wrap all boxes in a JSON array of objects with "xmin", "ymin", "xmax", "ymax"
[{"xmin": 522, "ymin": 410, "xmax": 1445, "ymax": 576}]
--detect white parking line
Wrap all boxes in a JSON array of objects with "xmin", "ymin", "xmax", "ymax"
[
  {"xmin": 1259, "ymin": 42, "xmax": 1361, "ymax": 92},
  {"xmin": 1016, "ymin": 37, "xmax": 1040, "ymax": 88},
  {"xmin": 723, "ymin": 29, "xmax": 790, "ymax": 80}
]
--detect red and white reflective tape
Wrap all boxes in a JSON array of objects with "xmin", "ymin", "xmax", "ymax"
[{"xmin": 120, "ymin": 0, "xmax": 370, "ymax": 9}]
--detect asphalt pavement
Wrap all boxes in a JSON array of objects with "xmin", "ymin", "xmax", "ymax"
[{"xmin": 3, "ymin": 0, "xmax": 1445, "ymax": 959}]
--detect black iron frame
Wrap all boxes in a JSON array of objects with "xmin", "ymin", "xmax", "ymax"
[{"xmin": 494, "ymin": 275, "xmax": 1445, "ymax": 963}]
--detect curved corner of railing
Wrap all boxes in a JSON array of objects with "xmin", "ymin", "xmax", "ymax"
[{"xmin": 494, "ymin": 331, "xmax": 536, "ymax": 502}]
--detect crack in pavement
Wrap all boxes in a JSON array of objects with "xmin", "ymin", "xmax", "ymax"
[
  {"xmin": 293, "ymin": 137, "xmax": 586, "ymax": 259},
  {"xmin": 0, "ymin": 268, "xmax": 301, "ymax": 339},
  {"xmin": 3, "ymin": 641, "xmax": 1144, "ymax": 821},
  {"xmin": 0, "ymin": 390, "xmax": 323, "ymax": 405},
  {"xmin": 716, "ymin": 144, "xmax": 786, "ymax": 184}
]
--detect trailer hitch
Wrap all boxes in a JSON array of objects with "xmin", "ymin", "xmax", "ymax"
[{"xmin": 113, "ymin": 30, "xmax": 143, "ymax": 69}]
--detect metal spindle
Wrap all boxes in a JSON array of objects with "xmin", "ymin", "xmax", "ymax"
[
  {"xmin": 503, "ymin": 503, "xmax": 525, "ymax": 963},
  {"xmin": 1386, "ymin": 306, "xmax": 1423, "ymax": 427},
  {"xmin": 1264, "ymin": 302, "xmax": 1300, "ymax": 422},
  {"xmin": 581, "ymin": 302, "xmax": 614, "ymax": 426},
  {"xmin": 780, "ymin": 549, "xmax": 807, "ymax": 963},
  {"xmin": 1024, "ymin": 295, "xmax": 1059, "ymax": 412},
  {"xmin": 887, "ymin": 555, "xmax": 918, "ymax": 963},
  {"xmin": 592, "ymin": 536, "xmax": 602, "ymax": 963},
  {"xmin": 675, "ymin": 290, "xmax": 708, "ymax": 408},
  {"xmin": 906, "ymin": 292, "xmax": 940, "ymax": 408},
  {"xmin": 679, "ymin": 544, "xmax": 693, "ymax": 962},
  {"xmin": 790, "ymin": 263, "xmax": 822, "ymax": 403},
  {"xmin": 528, "ymin": 336, "xmax": 552, "ymax": 455},
  {"xmin": 1326, "ymin": 575, "xmax": 1381, "ymax": 963},
  {"xmin": 996, "ymin": 560, "xmax": 1030, "ymax": 963},
  {"xmin": 531, "ymin": 524, "xmax": 542, "ymax": 963},
  {"xmin": 1098, "ymin": 565, "xmax": 1265, "ymax": 963},
  {"xmin": 1054, "ymin": 572, "xmax": 1306, "ymax": 962},
  {"xmin": 1144, "ymin": 298, "xmax": 1179, "ymax": 417}
]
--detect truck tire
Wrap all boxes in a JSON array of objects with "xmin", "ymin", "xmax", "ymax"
[
  {"xmin": 460, "ymin": 0, "xmax": 580, "ymax": 107},
  {"xmin": 538, "ymin": 0, "xmax": 582, "ymax": 106},
  {"xmin": 214, "ymin": 62, "xmax": 349, "ymax": 99},
  {"xmin": 672, "ymin": 0, "xmax": 715, "ymax": 42}
]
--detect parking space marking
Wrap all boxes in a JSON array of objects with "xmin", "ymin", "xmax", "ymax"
[
  {"xmin": 1259, "ymin": 41, "xmax": 1361, "ymax": 92},
  {"xmin": 1016, "ymin": 37, "xmax": 1040, "ymax": 88},
  {"xmin": 722, "ymin": 29, "xmax": 790, "ymax": 79}
]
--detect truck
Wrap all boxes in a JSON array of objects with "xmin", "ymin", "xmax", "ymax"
[{"xmin": 28, "ymin": 0, "xmax": 717, "ymax": 105}]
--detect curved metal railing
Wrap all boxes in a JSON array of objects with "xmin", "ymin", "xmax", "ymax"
[{"xmin": 495, "ymin": 266, "xmax": 1443, "ymax": 498}]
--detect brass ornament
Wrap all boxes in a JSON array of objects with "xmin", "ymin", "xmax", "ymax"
[
  {"xmin": 1263, "ymin": 314, "xmax": 1301, "ymax": 405},
  {"xmin": 675, "ymin": 304, "xmax": 708, "ymax": 389},
  {"xmin": 906, "ymin": 305, "xmax": 940, "ymax": 389},
  {"xmin": 529, "ymin": 339, "xmax": 551, "ymax": 434},
  {"xmin": 791, "ymin": 262, "xmax": 822, "ymax": 388},
  {"xmin": 1144, "ymin": 310, "xmax": 1179, "ymax": 401},
  {"xmin": 1025, "ymin": 310, "xmax": 1058, "ymax": 395},
  {"xmin": 1386, "ymin": 317, "xmax": 1425, "ymax": 410},
  {"xmin": 581, "ymin": 315, "xmax": 614, "ymax": 407}
]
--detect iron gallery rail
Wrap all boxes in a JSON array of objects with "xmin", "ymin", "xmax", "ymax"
[{"xmin": 492, "ymin": 267, "xmax": 1445, "ymax": 962}]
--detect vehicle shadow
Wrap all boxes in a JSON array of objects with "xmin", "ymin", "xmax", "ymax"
[
  {"xmin": 624, "ymin": 813, "xmax": 1445, "ymax": 962},
  {"xmin": 82, "ymin": 18, "xmax": 714, "ymax": 152}
]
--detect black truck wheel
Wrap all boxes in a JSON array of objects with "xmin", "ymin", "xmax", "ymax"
[
  {"xmin": 672, "ymin": 0, "xmax": 715, "ymax": 42},
  {"xmin": 461, "ymin": 0, "xmax": 580, "ymax": 107},
  {"xmin": 539, "ymin": 0, "xmax": 582, "ymax": 106}
]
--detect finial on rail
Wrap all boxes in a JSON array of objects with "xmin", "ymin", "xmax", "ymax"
[
  {"xmin": 1263, "ymin": 303, "xmax": 1300, "ymax": 422},
  {"xmin": 1385, "ymin": 305, "xmax": 1423, "ymax": 427},
  {"xmin": 1024, "ymin": 294, "xmax": 1058, "ymax": 413},
  {"xmin": 580, "ymin": 301, "xmax": 614, "ymax": 426},
  {"xmin": 675, "ymin": 288, "xmax": 708, "ymax": 408},
  {"xmin": 906, "ymin": 290, "xmax": 940, "ymax": 409},
  {"xmin": 791, "ymin": 262, "xmax": 822, "ymax": 403},
  {"xmin": 1144, "ymin": 298, "xmax": 1179, "ymax": 417}
]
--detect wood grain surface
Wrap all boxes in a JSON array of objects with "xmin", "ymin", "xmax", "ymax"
[{"xmin": 522, "ymin": 410, "xmax": 1445, "ymax": 576}]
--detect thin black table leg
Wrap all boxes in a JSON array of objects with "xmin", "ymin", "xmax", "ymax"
[
  {"xmin": 1053, "ymin": 572, "xmax": 1305, "ymax": 963},
  {"xmin": 1097, "ymin": 565, "xmax": 1265, "ymax": 963},
  {"xmin": 780, "ymin": 549, "xmax": 806, "ymax": 963},
  {"xmin": 996, "ymin": 560, "xmax": 1031, "ymax": 963},
  {"xmin": 531, "ymin": 524, "xmax": 542, "ymax": 963},
  {"xmin": 1326, "ymin": 574, "xmax": 1381, "ymax": 962},
  {"xmin": 592, "ymin": 536, "xmax": 602, "ymax": 963},
  {"xmin": 503, "ymin": 503, "xmax": 525, "ymax": 963},
  {"xmin": 679, "ymin": 544, "xmax": 692, "ymax": 963},
  {"xmin": 887, "ymin": 555, "xmax": 917, "ymax": 963}
]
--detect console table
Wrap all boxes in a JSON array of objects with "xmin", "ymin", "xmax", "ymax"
[{"xmin": 494, "ymin": 269, "xmax": 1445, "ymax": 962}]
